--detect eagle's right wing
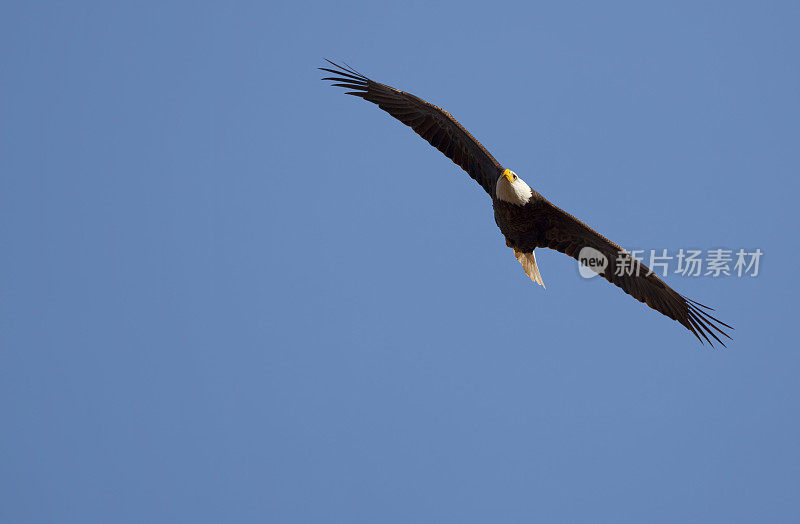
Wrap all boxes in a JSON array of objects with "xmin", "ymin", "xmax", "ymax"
[{"xmin": 321, "ymin": 61, "xmax": 504, "ymax": 197}]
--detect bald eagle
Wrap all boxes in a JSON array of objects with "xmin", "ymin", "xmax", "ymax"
[{"xmin": 321, "ymin": 61, "xmax": 731, "ymax": 347}]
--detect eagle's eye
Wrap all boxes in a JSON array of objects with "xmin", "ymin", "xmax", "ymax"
[{"xmin": 512, "ymin": 174, "xmax": 518, "ymax": 181}]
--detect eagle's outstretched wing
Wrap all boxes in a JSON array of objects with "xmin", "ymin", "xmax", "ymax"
[
  {"xmin": 321, "ymin": 61, "xmax": 503, "ymax": 196},
  {"xmin": 532, "ymin": 199, "xmax": 732, "ymax": 346}
]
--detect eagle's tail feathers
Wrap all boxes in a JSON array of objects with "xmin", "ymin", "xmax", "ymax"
[{"xmin": 514, "ymin": 250, "xmax": 545, "ymax": 288}]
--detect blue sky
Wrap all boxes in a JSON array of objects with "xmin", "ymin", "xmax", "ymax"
[{"xmin": 2, "ymin": 1, "xmax": 799, "ymax": 522}]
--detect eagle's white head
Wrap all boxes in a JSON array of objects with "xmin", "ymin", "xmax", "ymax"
[{"xmin": 495, "ymin": 169, "xmax": 532, "ymax": 206}]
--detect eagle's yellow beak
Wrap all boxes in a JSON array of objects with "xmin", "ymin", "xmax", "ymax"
[{"xmin": 502, "ymin": 169, "xmax": 515, "ymax": 183}]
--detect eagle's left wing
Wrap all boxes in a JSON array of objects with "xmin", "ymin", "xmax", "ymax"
[{"xmin": 531, "ymin": 199, "xmax": 732, "ymax": 346}]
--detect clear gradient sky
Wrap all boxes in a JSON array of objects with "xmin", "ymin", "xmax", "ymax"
[{"xmin": 2, "ymin": 1, "xmax": 799, "ymax": 522}]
